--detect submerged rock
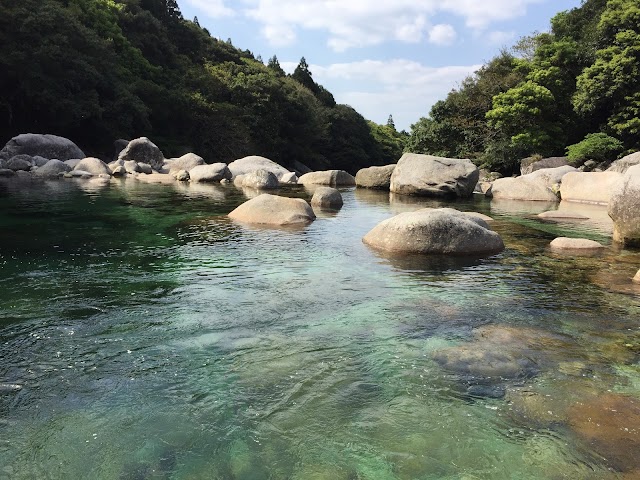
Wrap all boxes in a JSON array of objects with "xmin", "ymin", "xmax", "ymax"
[
  {"xmin": 608, "ymin": 165, "xmax": 640, "ymax": 246},
  {"xmin": 550, "ymin": 237, "xmax": 605, "ymax": 250},
  {"xmin": 298, "ymin": 170, "xmax": 356, "ymax": 186},
  {"xmin": 538, "ymin": 211, "xmax": 589, "ymax": 220},
  {"xmin": 310, "ymin": 187, "xmax": 343, "ymax": 209},
  {"xmin": 0, "ymin": 133, "xmax": 85, "ymax": 161},
  {"xmin": 560, "ymin": 171, "xmax": 623, "ymax": 205},
  {"xmin": 389, "ymin": 153, "xmax": 478, "ymax": 198},
  {"xmin": 362, "ymin": 208, "xmax": 504, "ymax": 255},
  {"xmin": 118, "ymin": 137, "xmax": 164, "ymax": 171},
  {"xmin": 355, "ymin": 164, "xmax": 396, "ymax": 190},
  {"xmin": 228, "ymin": 193, "xmax": 316, "ymax": 226}
]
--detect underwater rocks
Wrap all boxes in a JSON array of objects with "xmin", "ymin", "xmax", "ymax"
[
  {"xmin": 228, "ymin": 193, "xmax": 316, "ymax": 226},
  {"xmin": 298, "ymin": 170, "xmax": 356, "ymax": 187},
  {"xmin": 355, "ymin": 164, "xmax": 396, "ymax": 190},
  {"xmin": 538, "ymin": 211, "xmax": 589, "ymax": 220},
  {"xmin": 363, "ymin": 208, "xmax": 504, "ymax": 255},
  {"xmin": 549, "ymin": 237, "xmax": 605, "ymax": 251},
  {"xmin": 310, "ymin": 187, "xmax": 343, "ymax": 209},
  {"xmin": 608, "ymin": 165, "xmax": 640, "ymax": 247}
]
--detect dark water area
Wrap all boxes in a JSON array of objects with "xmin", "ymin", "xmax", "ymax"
[{"xmin": 0, "ymin": 177, "xmax": 639, "ymax": 479}]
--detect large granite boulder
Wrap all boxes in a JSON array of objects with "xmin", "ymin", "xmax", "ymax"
[
  {"xmin": 298, "ymin": 170, "xmax": 356, "ymax": 186},
  {"xmin": 521, "ymin": 156, "xmax": 568, "ymax": 175},
  {"xmin": 118, "ymin": 137, "xmax": 164, "ymax": 171},
  {"xmin": 73, "ymin": 158, "xmax": 111, "ymax": 176},
  {"xmin": 608, "ymin": 164, "xmax": 640, "ymax": 246},
  {"xmin": 228, "ymin": 194, "xmax": 316, "ymax": 226},
  {"xmin": 236, "ymin": 169, "xmax": 279, "ymax": 189},
  {"xmin": 560, "ymin": 171, "xmax": 623, "ymax": 205},
  {"xmin": 228, "ymin": 155, "xmax": 291, "ymax": 181},
  {"xmin": 355, "ymin": 165, "xmax": 396, "ymax": 190},
  {"xmin": 490, "ymin": 166, "xmax": 576, "ymax": 202},
  {"xmin": 362, "ymin": 208, "xmax": 504, "ymax": 255},
  {"xmin": 607, "ymin": 151, "xmax": 640, "ymax": 174},
  {"xmin": 189, "ymin": 163, "xmax": 231, "ymax": 183},
  {"xmin": 0, "ymin": 134, "xmax": 85, "ymax": 161},
  {"xmin": 389, "ymin": 153, "xmax": 478, "ymax": 198},
  {"xmin": 165, "ymin": 153, "xmax": 206, "ymax": 172},
  {"xmin": 33, "ymin": 159, "xmax": 72, "ymax": 177},
  {"xmin": 310, "ymin": 187, "xmax": 343, "ymax": 209},
  {"xmin": 5, "ymin": 155, "xmax": 34, "ymax": 171}
]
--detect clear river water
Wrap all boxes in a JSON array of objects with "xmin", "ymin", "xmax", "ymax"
[{"xmin": 0, "ymin": 178, "xmax": 639, "ymax": 479}]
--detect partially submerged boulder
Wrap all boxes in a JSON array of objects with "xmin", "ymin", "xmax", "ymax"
[
  {"xmin": 362, "ymin": 208, "xmax": 504, "ymax": 255},
  {"xmin": 189, "ymin": 163, "xmax": 231, "ymax": 183},
  {"xmin": 550, "ymin": 237, "xmax": 605, "ymax": 250},
  {"xmin": 237, "ymin": 169, "xmax": 279, "ymax": 189},
  {"xmin": 33, "ymin": 159, "xmax": 72, "ymax": 177},
  {"xmin": 298, "ymin": 170, "xmax": 356, "ymax": 186},
  {"xmin": 389, "ymin": 153, "xmax": 478, "ymax": 198},
  {"xmin": 0, "ymin": 133, "xmax": 85, "ymax": 161},
  {"xmin": 608, "ymin": 164, "xmax": 640, "ymax": 246},
  {"xmin": 355, "ymin": 164, "xmax": 396, "ymax": 190},
  {"xmin": 228, "ymin": 193, "xmax": 316, "ymax": 226},
  {"xmin": 73, "ymin": 158, "xmax": 111, "ymax": 176},
  {"xmin": 310, "ymin": 187, "xmax": 343, "ymax": 209},
  {"xmin": 118, "ymin": 137, "xmax": 164, "ymax": 171},
  {"xmin": 490, "ymin": 166, "xmax": 576, "ymax": 202},
  {"xmin": 560, "ymin": 171, "xmax": 623, "ymax": 205},
  {"xmin": 538, "ymin": 211, "xmax": 588, "ymax": 220},
  {"xmin": 228, "ymin": 155, "xmax": 291, "ymax": 181},
  {"xmin": 521, "ymin": 156, "xmax": 568, "ymax": 175},
  {"xmin": 165, "ymin": 153, "xmax": 205, "ymax": 172}
]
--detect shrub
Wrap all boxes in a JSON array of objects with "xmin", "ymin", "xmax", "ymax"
[{"xmin": 566, "ymin": 133, "xmax": 624, "ymax": 165}]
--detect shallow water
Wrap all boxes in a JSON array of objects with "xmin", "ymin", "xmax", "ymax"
[{"xmin": 0, "ymin": 177, "xmax": 639, "ymax": 479}]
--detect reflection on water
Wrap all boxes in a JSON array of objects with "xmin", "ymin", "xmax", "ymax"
[{"xmin": 0, "ymin": 178, "xmax": 639, "ymax": 479}]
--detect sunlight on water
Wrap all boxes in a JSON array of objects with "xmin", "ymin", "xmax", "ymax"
[{"xmin": 0, "ymin": 177, "xmax": 639, "ymax": 479}]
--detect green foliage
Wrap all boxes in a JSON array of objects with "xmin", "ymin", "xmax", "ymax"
[
  {"xmin": 368, "ymin": 121, "xmax": 407, "ymax": 164},
  {"xmin": 566, "ymin": 132, "xmax": 624, "ymax": 164}
]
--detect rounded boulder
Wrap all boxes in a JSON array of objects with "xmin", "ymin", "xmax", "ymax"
[
  {"xmin": 311, "ymin": 187, "xmax": 343, "ymax": 209},
  {"xmin": 73, "ymin": 158, "xmax": 111, "ymax": 176},
  {"xmin": 228, "ymin": 194, "xmax": 316, "ymax": 226},
  {"xmin": 298, "ymin": 170, "xmax": 355, "ymax": 186},
  {"xmin": 356, "ymin": 164, "xmax": 396, "ymax": 190},
  {"xmin": 118, "ymin": 137, "xmax": 164, "ymax": 171}
]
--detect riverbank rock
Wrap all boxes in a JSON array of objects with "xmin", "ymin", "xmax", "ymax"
[
  {"xmin": 489, "ymin": 166, "xmax": 575, "ymax": 202},
  {"xmin": 118, "ymin": 137, "xmax": 164, "ymax": 171},
  {"xmin": 311, "ymin": 187, "xmax": 343, "ymax": 209},
  {"xmin": 560, "ymin": 171, "xmax": 623, "ymax": 205},
  {"xmin": 189, "ymin": 163, "xmax": 231, "ymax": 183},
  {"xmin": 550, "ymin": 237, "xmax": 605, "ymax": 250},
  {"xmin": 521, "ymin": 156, "xmax": 568, "ymax": 175},
  {"xmin": 237, "ymin": 169, "xmax": 279, "ymax": 189},
  {"xmin": 298, "ymin": 170, "xmax": 356, "ymax": 186},
  {"xmin": 607, "ymin": 151, "xmax": 640, "ymax": 174},
  {"xmin": 355, "ymin": 165, "xmax": 396, "ymax": 189},
  {"xmin": 608, "ymin": 164, "xmax": 640, "ymax": 246},
  {"xmin": 165, "ymin": 153, "xmax": 205, "ymax": 172},
  {"xmin": 228, "ymin": 194, "xmax": 316, "ymax": 226},
  {"xmin": 33, "ymin": 159, "xmax": 72, "ymax": 177},
  {"xmin": 389, "ymin": 153, "xmax": 478, "ymax": 198},
  {"xmin": 0, "ymin": 133, "xmax": 85, "ymax": 161},
  {"xmin": 362, "ymin": 208, "xmax": 504, "ymax": 255},
  {"xmin": 73, "ymin": 158, "xmax": 111, "ymax": 176},
  {"xmin": 228, "ymin": 155, "xmax": 291, "ymax": 181}
]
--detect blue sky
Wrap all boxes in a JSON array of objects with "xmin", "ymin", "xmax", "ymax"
[{"xmin": 177, "ymin": 0, "xmax": 582, "ymax": 131}]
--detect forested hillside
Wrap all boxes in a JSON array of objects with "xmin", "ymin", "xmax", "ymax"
[
  {"xmin": 407, "ymin": 0, "xmax": 640, "ymax": 174},
  {"xmin": 0, "ymin": 0, "xmax": 406, "ymax": 173}
]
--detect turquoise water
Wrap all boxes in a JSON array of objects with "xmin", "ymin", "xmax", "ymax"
[{"xmin": 0, "ymin": 178, "xmax": 639, "ymax": 479}]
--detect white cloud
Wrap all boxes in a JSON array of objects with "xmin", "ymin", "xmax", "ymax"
[
  {"xmin": 184, "ymin": 0, "xmax": 235, "ymax": 18},
  {"xmin": 428, "ymin": 24, "xmax": 457, "ymax": 46}
]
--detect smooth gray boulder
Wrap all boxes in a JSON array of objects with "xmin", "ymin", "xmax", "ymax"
[
  {"xmin": 118, "ymin": 137, "xmax": 164, "ymax": 171},
  {"xmin": 65, "ymin": 159, "xmax": 81, "ymax": 169},
  {"xmin": 123, "ymin": 160, "xmax": 140, "ymax": 174},
  {"xmin": 550, "ymin": 237, "xmax": 605, "ymax": 250},
  {"xmin": 228, "ymin": 194, "xmax": 316, "ymax": 226},
  {"xmin": 608, "ymin": 164, "xmax": 640, "ymax": 246},
  {"xmin": 560, "ymin": 171, "xmax": 622, "ymax": 205},
  {"xmin": 33, "ymin": 159, "xmax": 72, "ymax": 177},
  {"xmin": 73, "ymin": 158, "xmax": 111, "ymax": 176},
  {"xmin": 165, "ymin": 153, "xmax": 205, "ymax": 172},
  {"xmin": 490, "ymin": 166, "xmax": 576, "ymax": 202},
  {"xmin": 298, "ymin": 170, "xmax": 356, "ymax": 186},
  {"xmin": 280, "ymin": 172, "xmax": 298, "ymax": 184},
  {"xmin": 0, "ymin": 134, "xmax": 85, "ymax": 161},
  {"xmin": 138, "ymin": 163, "xmax": 152, "ymax": 174},
  {"xmin": 189, "ymin": 163, "xmax": 231, "ymax": 183},
  {"xmin": 355, "ymin": 164, "xmax": 396, "ymax": 190},
  {"xmin": 228, "ymin": 155, "xmax": 291, "ymax": 181},
  {"xmin": 362, "ymin": 208, "xmax": 504, "ymax": 255},
  {"xmin": 6, "ymin": 155, "xmax": 33, "ymax": 171},
  {"xmin": 311, "ymin": 187, "xmax": 343, "ymax": 209},
  {"xmin": 521, "ymin": 156, "xmax": 568, "ymax": 175},
  {"xmin": 32, "ymin": 155, "xmax": 50, "ymax": 167},
  {"xmin": 607, "ymin": 151, "xmax": 640, "ymax": 174},
  {"xmin": 237, "ymin": 169, "xmax": 279, "ymax": 189},
  {"xmin": 389, "ymin": 153, "xmax": 478, "ymax": 198}
]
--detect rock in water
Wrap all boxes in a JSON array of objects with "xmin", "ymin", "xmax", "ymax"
[
  {"xmin": 33, "ymin": 159, "xmax": 72, "ymax": 177},
  {"xmin": 560, "ymin": 171, "xmax": 623, "ymax": 205},
  {"xmin": 228, "ymin": 155, "xmax": 292, "ymax": 181},
  {"xmin": 118, "ymin": 137, "xmax": 164, "ymax": 171},
  {"xmin": 549, "ymin": 237, "xmax": 605, "ymax": 250},
  {"xmin": 355, "ymin": 164, "xmax": 396, "ymax": 190},
  {"xmin": 298, "ymin": 170, "xmax": 356, "ymax": 186},
  {"xmin": 228, "ymin": 194, "xmax": 316, "ymax": 226},
  {"xmin": 189, "ymin": 163, "xmax": 231, "ymax": 183},
  {"xmin": 608, "ymin": 165, "xmax": 640, "ymax": 246},
  {"xmin": 311, "ymin": 187, "xmax": 343, "ymax": 209},
  {"xmin": 490, "ymin": 166, "xmax": 575, "ymax": 202},
  {"xmin": 389, "ymin": 153, "xmax": 479, "ymax": 198},
  {"xmin": 362, "ymin": 208, "xmax": 504, "ymax": 255},
  {"xmin": 165, "ymin": 153, "xmax": 205, "ymax": 172},
  {"xmin": 5, "ymin": 155, "xmax": 33, "ymax": 171},
  {"xmin": 73, "ymin": 158, "xmax": 111, "ymax": 176},
  {"xmin": 0, "ymin": 133, "xmax": 85, "ymax": 161},
  {"xmin": 239, "ymin": 169, "xmax": 279, "ymax": 189}
]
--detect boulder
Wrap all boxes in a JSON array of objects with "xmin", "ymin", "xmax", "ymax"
[
  {"xmin": 355, "ymin": 164, "xmax": 396, "ymax": 190},
  {"xmin": 175, "ymin": 170, "xmax": 190, "ymax": 182},
  {"xmin": 123, "ymin": 160, "xmax": 140, "ymax": 174},
  {"xmin": 521, "ymin": 156, "xmax": 568, "ymax": 175},
  {"xmin": 65, "ymin": 159, "xmax": 81, "ymax": 169},
  {"xmin": 298, "ymin": 170, "xmax": 356, "ymax": 186},
  {"xmin": 138, "ymin": 163, "xmax": 152, "ymax": 174},
  {"xmin": 73, "ymin": 158, "xmax": 111, "ymax": 176},
  {"xmin": 608, "ymin": 164, "xmax": 640, "ymax": 246},
  {"xmin": 560, "ymin": 171, "xmax": 623, "ymax": 205},
  {"xmin": 117, "ymin": 137, "xmax": 164, "ymax": 171},
  {"xmin": 311, "ymin": 187, "xmax": 343, "ymax": 209},
  {"xmin": 189, "ymin": 163, "xmax": 231, "ymax": 183},
  {"xmin": 362, "ymin": 208, "xmax": 504, "ymax": 255},
  {"xmin": 634, "ymin": 270, "xmax": 640, "ymax": 284},
  {"xmin": 280, "ymin": 172, "xmax": 298, "ymax": 184},
  {"xmin": 136, "ymin": 173, "xmax": 175, "ymax": 185},
  {"xmin": 538, "ymin": 211, "xmax": 588, "ymax": 220},
  {"xmin": 228, "ymin": 155, "xmax": 291, "ymax": 181},
  {"xmin": 490, "ymin": 166, "xmax": 576, "ymax": 202},
  {"xmin": 5, "ymin": 155, "xmax": 34, "ymax": 171},
  {"xmin": 33, "ymin": 159, "xmax": 71, "ymax": 177},
  {"xmin": 0, "ymin": 169, "xmax": 15, "ymax": 177},
  {"xmin": 228, "ymin": 194, "xmax": 316, "ymax": 226},
  {"xmin": 389, "ymin": 153, "xmax": 478, "ymax": 198},
  {"xmin": 233, "ymin": 174, "xmax": 246, "ymax": 187},
  {"xmin": 165, "ymin": 153, "xmax": 205, "ymax": 172},
  {"xmin": 607, "ymin": 151, "xmax": 640, "ymax": 174},
  {"xmin": 32, "ymin": 155, "xmax": 50, "ymax": 167},
  {"xmin": 111, "ymin": 165, "xmax": 127, "ymax": 177},
  {"xmin": 237, "ymin": 169, "xmax": 279, "ymax": 189},
  {"xmin": 0, "ymin": 133, "xmax": 85, "ymax": 161},
  {"xmin": 550, "ymin": 237, "xmax": 605, "ymax": 250}
]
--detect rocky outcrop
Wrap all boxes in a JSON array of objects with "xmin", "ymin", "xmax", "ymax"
[
  {"xmin": 0, "ymin": 133, "xmax": 85, "ymax": 161},
  {"xmin": 236, "ymin": 169, "xmax": 279, "ymax": 189},
  {"xmin": 118, "ymin": 137, "xmax": 164, "ymax": 171},
  {"xmin": 389, "ymin": 153, "xmax": 478, "ymax": 198},
  {"xmin": 33, "ymin": 159, "xmax": 72, "ymax": 177},
  {"xmin": 164, "ymin": 153, "xmax": 206, "ymax": 172},
  {"xmin": 298, "ymin": 170, "xmax": 356, "ymax": 186},
  {"xmin": 228, "ymin": 155, "xmax": 291, "ymax": 181},
  {"xmin": 310, "ymin": 187, "xmax": 343, "ymax": 209},
  {"xmin": 73, "ymin": 158, "xmax": 111, "ymax": 176},
  {"xmin": 607, "ymin": 151, "xmax": 640, "ymax": 174},
  {"xmin": 521, "ymin": 156, "xmax": 568, "ymax": 175},
  {"xmin": 549, "ymin": 237, "xmax": 605, "ymax": 250},
  {"xmin": 489, "ymin": 166, "xmax": 575, "ymax": 202},
  {"xmin": 560, "ymin": 171, "xmax": 622, "ymax": 205},
  {"xmin": 355, "ymin": 164, "xmax": 396, "ymax": 190},
  {"xmin": 608, "ymin": 164, "xmax": 640, "ymax": 246},
  {"xmin": 189, "ymin": 163, "xmax": 231, "ymax": 183},
  {"xmin": 362, "ymin": 208, "xmax": 504, "ymax": 255},
  {"xmin": 228, "ymin": 194, "xmax": 316, "ymax": 226}
]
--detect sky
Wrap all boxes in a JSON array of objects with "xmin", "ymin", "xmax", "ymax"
[{"xmin": 177, "ymin": 0, "xmax": 583, "ymax": 131}]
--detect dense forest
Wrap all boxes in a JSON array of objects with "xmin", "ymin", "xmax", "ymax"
[
  {"xmin": 0, "ymin": 0, "xmax": 406, "ymax": 173},
  {"xmin": 406, "ymin": 0, "xmax": 640, "ymax": 174}
]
